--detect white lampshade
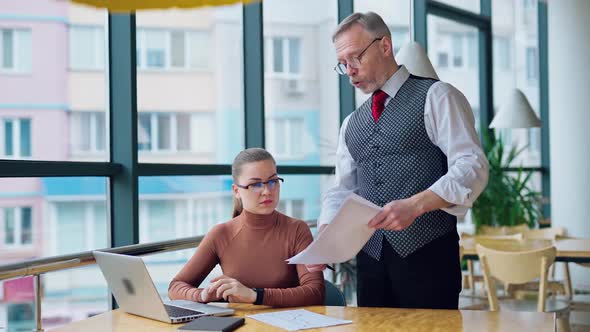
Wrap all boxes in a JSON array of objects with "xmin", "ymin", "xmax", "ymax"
[
  {"xmin": 395, "ymin": 41, "xmax": 439, "ymax": 80},
  {"xmin": 489, "ymin": 89, "xmax": 542, "ymax": 128}
]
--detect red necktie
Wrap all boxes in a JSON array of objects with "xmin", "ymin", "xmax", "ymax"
[{"xmin": 371, "ymin": 89, "xmax": 388, "ymax": 122}]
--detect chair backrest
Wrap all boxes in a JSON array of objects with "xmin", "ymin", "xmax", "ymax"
[
  {"xmin": 475, "ymin": 233, "xmax": 524, "ymax": 240},
  {"xmin": 476, "ymin": 244, "xmax": 556, "ymax": 312},
  {"xmin": 479, "ymin": 224, "xmax": 529, "ymax": 236},
  {"xmin": 524, "ymin": 227, "xmax": 566, "ymax": 240},
  {"xmin": 324, "ymin": 280, "xmax": 346, "ymax": 306}
]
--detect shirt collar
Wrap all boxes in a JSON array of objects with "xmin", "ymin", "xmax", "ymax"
[{"xmin": 379, "ymin": 65, "xmax": 410, "ymax": 100}]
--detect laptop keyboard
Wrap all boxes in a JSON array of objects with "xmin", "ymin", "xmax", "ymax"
[{"xmin": 164, "ymin": 305, "xmax": 204, "ymax": 318}]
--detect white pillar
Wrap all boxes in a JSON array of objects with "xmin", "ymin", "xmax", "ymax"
[{"xmin": 548, "ymin": 0, "xmax": 590, "ymax": 290}]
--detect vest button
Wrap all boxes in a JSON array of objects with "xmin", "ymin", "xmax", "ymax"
[
  {"xmin": 371, "ymin": 145, "xmax": 379, "ymax": 150},
  {"xmin": 375, "ymin": 162, "xmax": 381, "ymax": 168}
]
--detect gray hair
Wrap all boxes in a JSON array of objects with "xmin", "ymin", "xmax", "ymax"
[
  {"xmin": 332, "ymin": 12, "xmax": 391, "ymax": 42},
  {"xmin": 231, "ymin": 148, "xmax": 276, "ymax": 218}
]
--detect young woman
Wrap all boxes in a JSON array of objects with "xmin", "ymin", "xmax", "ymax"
[{"xmin": 168, "ymin": 148, "xmax": 324, "ymax": 307}]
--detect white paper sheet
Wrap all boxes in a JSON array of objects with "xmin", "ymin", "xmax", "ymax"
[
  {"xmin": 287, "ymin": 194, "xmax": 381, "ymax": 264},
  {"xmin": 247, "ymin": 309, "xmax": 352, "ymax": 331}
]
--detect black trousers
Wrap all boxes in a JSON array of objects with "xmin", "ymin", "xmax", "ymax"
[{"xmin": 356, "ymin": 231, "xmax": 461, "ymax": 309}]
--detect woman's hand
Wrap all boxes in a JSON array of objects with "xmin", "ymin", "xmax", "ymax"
[
  {"xmin": 205, "ymin": 275, "xmax": 257, "ymax": 304},
  {"xmin": 200, "ymin": 284, "xmax": 223, "ymax": 303}
]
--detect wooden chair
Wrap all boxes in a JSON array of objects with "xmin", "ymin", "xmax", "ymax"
[
  {"xmin": 477, "ymin": 244, "xmax": 570, "ymax": 331},
  {"xmin": 459, "ymin": 245, "xmax": 488, "ymax": 310},
  {"xmin": 460, "ymin": 233, "xmax": 524, "ymax": 296},
  {"xmin": 515, "ymin": 227, "xmax": 570, "ymax": 299}
]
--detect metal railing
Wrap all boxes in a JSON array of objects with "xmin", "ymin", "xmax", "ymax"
[{"xmin": 0, "ymin": 221, "xmax": 318, "ymax": 331}]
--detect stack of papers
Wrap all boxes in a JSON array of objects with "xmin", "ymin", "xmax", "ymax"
[
  {"xmin": 247, "ymin": 309, "xmax": 352, "ymax": 331},
  {"xmin": 287, "ymin": 194, "xmax": 381, "ymax": 264}
]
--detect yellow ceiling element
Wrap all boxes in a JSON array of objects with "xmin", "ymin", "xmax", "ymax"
[{"xmin": 71, "ymin": 0, "xmax": 259, "ymax": 12}]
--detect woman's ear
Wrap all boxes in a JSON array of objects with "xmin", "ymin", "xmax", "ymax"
[{"xmin": 231, "ymin": 183, "xmax": 240, "ymax": 199}]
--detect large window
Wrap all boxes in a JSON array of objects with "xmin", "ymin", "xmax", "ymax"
[
  {"xmin": 266, "ymin": 117, "xmax": 304, "ymax": 160},
  {"xmin": 136, "ymin": 29, "xmax": 210, "ymax": 71},
  {"xmin": 0, "ymin": 28, "xmax": 32, "ymax": 73},
  {"xmin": 263, "ymin": 0, "xmax": 339, "ymax": 166},
  {"xmin": 70, "ymin": 112, "xmax": 106, "ymax": 154},
  {"xmin": 492, "ymin": 0, "xmax": 541, "ymax": 167},
  {"xmin": 265, "ymin": 37, "xmax": 301, "ymax": 77},
  {"xmin": 69, "ymin": 26, "xmax": 105, "ymax": 70},
  {"xmin": 1, "ymin": 118, "xmax": 31, "ymax": 158},
  {"xmin": 428, "ymin": 16, "xmax": 481, "ymax": 133},
  {"xmin": 136, "ymin": 6, "xmax": 243, "ymax": 164},
  {"xmin": 138, "ymin": 112, "xmax": 215, "ymax": 154}
]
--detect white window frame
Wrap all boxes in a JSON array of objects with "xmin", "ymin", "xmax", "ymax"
[
  {"xmin": 277, "ymin": 199, "xmax": 305, "ymax": 220},
  {"xmin": 0, "ymin": 28, "xmax": 32, "ymax": 74},
  {"xmin": 137, "ymin": 28, "xmax": 210, "ymax": 72},
  {"xmin": 70, "ymin": 111, "xmax": 107, "ymax": 154},
  {"xmin": 1, "ymin": 117, "xmax": 32, "ymax": 159},
  {"xmin": 267, "ymin": 117, "xmax": 305, "ymax": 160},
  {"xmin": 48, "ymin": 200, "xmax": 106, "ymax": 255},
  {"xmin": 2, "ymin": 207, "xmax": 33, "ymax": 248},
  {"xmin": 265, "ymin": 36, "xmax": 302, "ymax": 79},
  {"xmin": 139, "ymin": 194, "xmax": 230, "ymax": 260},
  {"xmin": 138, "ymin": 112, "xmax": 215, "ymax": 154},
  {"xmin": 69, "ymin": 25, "xmax": 105, "ymax": 70}
]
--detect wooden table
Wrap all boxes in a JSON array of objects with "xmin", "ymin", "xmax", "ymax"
[
  {"xmin": 461, "ymin": 238, "xmax": 590, "ymax": 263},
  {"xmin": 50, "ymin": 304, "xmax": 556, "ymax": 332}
]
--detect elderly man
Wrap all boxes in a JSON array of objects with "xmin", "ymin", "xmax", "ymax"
[{"xmin": 307, "ymin": 12, "xmax": 489, "ymax": 309}]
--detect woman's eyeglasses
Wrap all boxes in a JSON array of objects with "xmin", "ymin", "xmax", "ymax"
[{"xmin": 235, "ymin": 177, "xmax": 284, "ymax": 193}]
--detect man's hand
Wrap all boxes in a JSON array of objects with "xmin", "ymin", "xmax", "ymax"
[
  {"xmin": 367, "ymin": 190, "xmax": 451, "ymax": 231},
  {"xmin": 367, "ymin": 197, "xmax": 422, "ymax": 231},
  {"xmin": 204, "ymin": 275, "xmax": 256, "ymax": 304}
]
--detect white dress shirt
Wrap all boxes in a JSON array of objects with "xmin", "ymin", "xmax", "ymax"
[{"xmin": 318, "ymin": 66, "xmax": 489, "ymax": 226}]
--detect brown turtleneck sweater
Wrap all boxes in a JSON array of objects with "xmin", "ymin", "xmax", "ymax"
[{"xmin": 168, "ymin": 210, "xmax": 324, "ymax": 307}]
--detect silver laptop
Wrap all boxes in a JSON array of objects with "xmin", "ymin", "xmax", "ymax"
[{"xmin": 93, "ymin": 251, "xmax": 234, "ymax": 323}]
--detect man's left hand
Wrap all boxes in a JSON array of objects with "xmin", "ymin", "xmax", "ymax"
[{"xmin": 367, "ymin": 198, "xmax": 422, "ymax": 231}]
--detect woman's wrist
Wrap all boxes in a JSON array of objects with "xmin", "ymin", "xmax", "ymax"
[{"xmin": 251, "ymin": 288, "xmax": 264, "ymax": 305}]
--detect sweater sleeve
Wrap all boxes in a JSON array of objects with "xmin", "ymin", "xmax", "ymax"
[
  {"xmin": 262, "ymin": 222, "xmax": 325, "ymax": 307},
  {"xmin": 168, "ymin": 225, "xmax": 222, "ymax": 302}
]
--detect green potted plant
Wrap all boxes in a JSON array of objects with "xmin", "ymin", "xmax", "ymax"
[{"xmin": 471, "ymin": 133, "xmax": 542, "ymax": 233}]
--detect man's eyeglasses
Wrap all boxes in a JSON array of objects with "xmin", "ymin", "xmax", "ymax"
[
  {"xmin": 235, "ymin": 177, "xmax": 284, "ymax": 193},
  {"xmin": 334, "ymin": 37, "xmax": 383, "ymax": 75}
]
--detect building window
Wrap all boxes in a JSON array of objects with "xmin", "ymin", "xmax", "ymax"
[
  {"xmin": 70, "ymin": 112, "xmax": 106, "ymax": 153},
  {"xmin": 526, "ymin": 47, "xmax": 538, "ymax": 82},
  {"xmin": 138, "ymin": 112, "xmax": 215, "ymax": 153},
  {"xmin": 53, "ymin": 202, "xmax": 106, "ymax": 255},
  {"xmin": 277, "ymin": 199, "xmax": 305, "ymax": 220},
  {"xmin": 493, "ymin": 36, "xmax": 511, "ymax": 71},
  {"xmin": 136, "ymin": 29, "xmax": 210, "ymax": 70},
  {"xmin": 437, "ymin": 52, "xmax": 449, "ymax": 68},
  {"xmin": 265, "ymin": 37, "xmax": 301, "ymax": 77},
  {"xmin": 2, "ymin": 207, "xmax": 33, "ymax": 247},
  {"xmin": 1, "ymin": 118, "xmax": 31, "ymax": 158},
  {"xmin": 0, "ymin": 28, "xmax": 32, "ymax": 73},
  {"xmin": 69, "ymin": 26, "xmax": 105, "ymax": 70},
  {"xmin": 267, "ymin": 118, "xmax": 304, "ymax": 159}
]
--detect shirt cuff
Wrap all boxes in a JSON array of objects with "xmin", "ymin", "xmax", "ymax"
[{"xmin": 429, "ymin": 179, "xmax": 472, "ymax": 218}]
